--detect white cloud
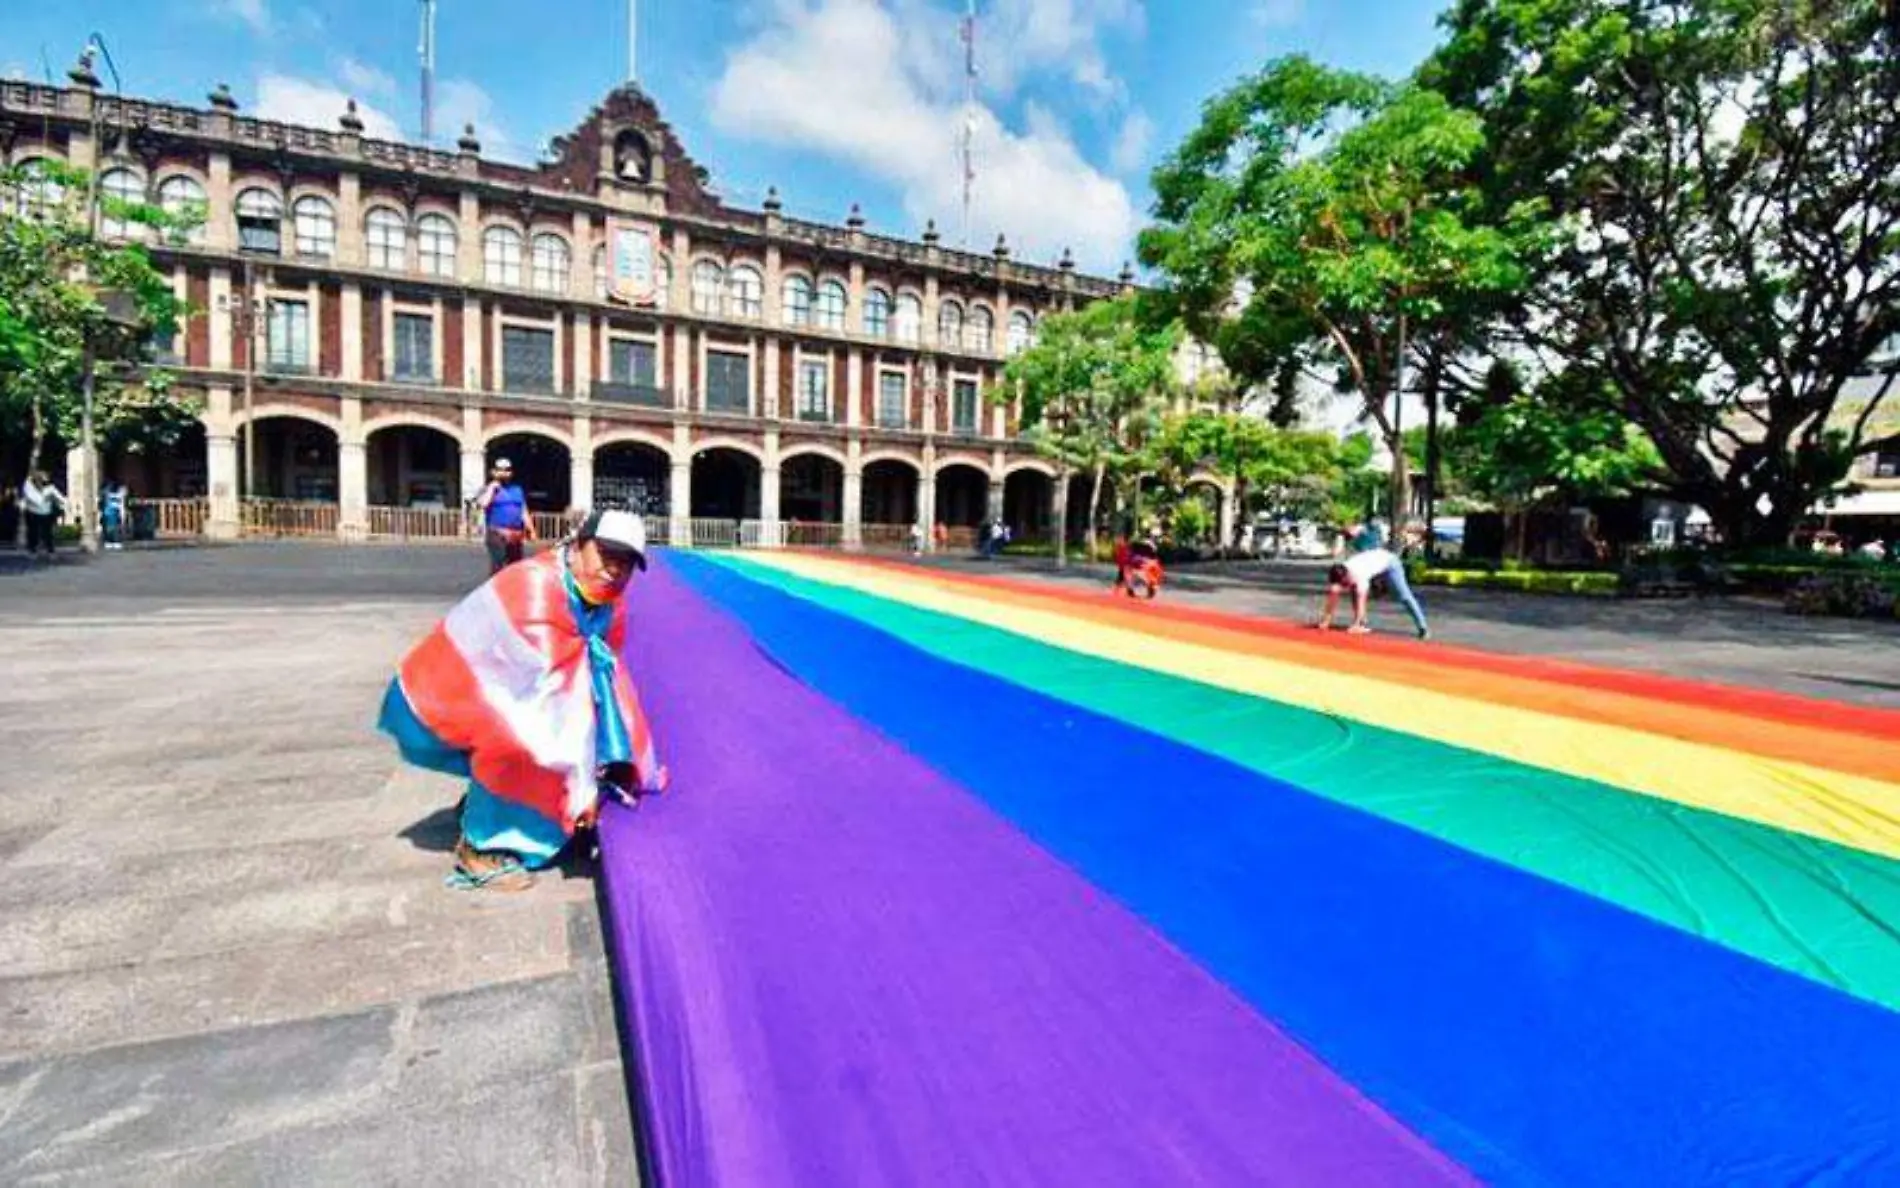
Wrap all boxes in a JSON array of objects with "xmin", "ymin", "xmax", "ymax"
[
  {"xmin": 254, "ymin": 75, "xmax": 402, "ymax": 139},
  {"xmin": 1110, "ymin": 109, "xmax": 1154, "ymax": 175},
  {"xmin": 338, "ymin": 57, "xmax": 395, "ymax": 97},
  {"xmin": 210, "ymin": 0, "xmax": 270, "ymax": 33},
  {"xmin": 1251, "ymin": 0, "xmax": 1305, "ymax": 28},
  {"xmin": 710, "ymin": 0, "xmax": 1138, "ymax": 271},
  {"xmin": 434, "ymin": 78, "xmax": 523, "ymax": 161},
  {"xmin": 887, "ymin": 0, "xmax": 1140, "ymax": 102}
]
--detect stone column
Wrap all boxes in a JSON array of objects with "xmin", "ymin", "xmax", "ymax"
[
  {"xmin": 462, "ymin": 299, "xmax": 484, "ymax": 390},
  {"xmin": 846, "ymin": 348, "xmax": 863, "ymax": 429},
  {"xmin": 919, "ymin": 444, "xmax": 937, "ymax": 550},
  {"xmin": 987, "ymin": 478, "xmax": 1005, "ymax": 525},
  {"xmin": 457, "ymin": 192, "xmax": 481, "ymax": 284},
  {"xmin": 764, "ymin": 243, "xmax": 783, "ymax": 325},
  {"xmin": 209, "ymin": 268, "xmax": 233, "ymax": 369},
  {"xmin": 340, "ymin": 283, "xmax": 363, "ymax": 381},
  {"xmin": 760, "ymin": 427, "xmax": 781, "ymax": 547},
  {"xmin": 1220, "ymin": 483, "xmax": 1239, "ymax": 552},
  {"xmin": 337, "ymin": 396, "xmax": 368, "ymax": 541},
  {"xmin": 206, "ymin": 152, "xmax": 233, "ymax": 251},
  {"xmin": 573, "ymin": 313, "xmax": 593, "ymax": 395},
  {"xmin": 571, "ymin": 416, "xmax": 594, "ymax": 514},
  {"xmin": 843, "ymin": 438, "xmax": 864, "ymax": 551},
  {"xmin": 337, "ymin": 172, "xmax": 363, "ymax": 266},
  {"xmin": 460, "ymin": 404, "xmax": 486, "ymax": 505},
  {"xmin": 669, "ymin": 421, "xmax": 692, "ymax": 546},
  {"xmin": 672, "ymin": 324, "xmax": 692, "ymax": 409},
  {"xmin": 206, "ymin": 432, "xmax": 241, "ymax": 540},
  {"xmin": 65, "ymin": 445, "xmax": 94, "ymax": 525},
  {"xmin": 763, "ymin": 338, "xmax": 781, "ymax": 420}
]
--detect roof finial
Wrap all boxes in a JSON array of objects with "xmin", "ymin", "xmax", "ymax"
[
  {"xmin": 339, "ymin": 99, "xmax": 365, "ymax": 134},
  {"xmin": 993, "ymin": 233, "xmax": 1011, "ymax": 260},
  {"xmin": 763, "ymin": 185, "xmax": 782, "ymax": 213},
  {"xmin": 457, "ymin": 123, "xmax": 481, "ymax": 154},
  {"xmin": 208, "ymin": 82, "xmax": 239, "ymax": 112},
  {"xmin": 923, "ymin": 218, "xmax": 941, "ymax": 245}
]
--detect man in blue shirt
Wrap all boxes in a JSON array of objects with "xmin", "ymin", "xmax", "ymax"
[{"xmin": 476, "ymin": 457, "xmax": 537, "ymax": 573}]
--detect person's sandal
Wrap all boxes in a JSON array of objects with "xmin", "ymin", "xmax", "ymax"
[{"xmin": 446, "ymin": 839, "xmax": 536, "ymax": 892}]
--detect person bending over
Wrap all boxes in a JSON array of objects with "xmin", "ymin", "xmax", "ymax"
[{"xmin": 1318, "ymin": 546, "xmax": 1430, "ymax": 640}]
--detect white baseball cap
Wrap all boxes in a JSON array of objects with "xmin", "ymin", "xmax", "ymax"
[{"xmin": 578, "ymin": 509, "xmax": 648, "ymax": 569}]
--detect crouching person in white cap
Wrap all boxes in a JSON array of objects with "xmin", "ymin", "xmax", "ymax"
[{"xmin": 379, "ymin": 509, "xmax": 670, "ymax": 891}]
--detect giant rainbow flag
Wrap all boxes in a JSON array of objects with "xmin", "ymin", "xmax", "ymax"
[{"xmin": 597, "ymin": 551, "xmax": 1900, "ymax": 1186}]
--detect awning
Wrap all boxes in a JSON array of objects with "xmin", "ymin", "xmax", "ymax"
[{"xmin": 1815, "ymin": 489, "xmax": 1900, "ymax": 516}]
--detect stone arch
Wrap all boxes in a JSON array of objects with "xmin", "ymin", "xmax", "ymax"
[
  {"xmin": 363, "ymin": 411, "xmax": 467, "ymax": 448},
  {"xmin": 481, "ymin": 420, "xmax": 574, "ymax": 450},
  {"xmin": 860, "ymin": 449, "xmax": 924, "ymax": 472},
  {"xmin": 230, "ymin": 403, "xmax": 343, "ymax": 435},
  {"xmin": 239, "ymin": 413, "xmax": 340, "ymax": 502},
  {"xmin": 1003, "ymin": 457, "xmax": 1058, "ymax": 478},
  {"xmin": 366, "ymin": 421, "xmax": 463, "ymax": 508},
  {"xmin": 932, "ymin": 454, "xmax": 995, "ymax": 479},
  {"xmin": 690, "ymin": 436, "xmax": 766, "ymax": 464},
  {"xmin": 862, "ymin": 456, "xmax": 920, "ymax": 531},
  {"xmin": 779, "ymin": 442, "xmax": 849, "ymax": 469},
  {"xmin": 591, "ymin": 428, "xmax": 675, "ymax": 460},
  {"xmin": 690, "ymin": 446, "xmax": 763, "ymax": 519},
  {"xmin": 934, "ymin": 460, "xmax": 990, "ymax": 528},
  {"xmin": 780, "ymin": 453, "xmax": 845, "ymax": 525},
  {"xmin": 1003, "ymin": 467, "xmax": 1054, "ymax": 540}
]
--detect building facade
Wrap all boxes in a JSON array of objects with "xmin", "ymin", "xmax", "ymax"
[{"xmin": 3, "ymin": 68, "xmax": 1151, "ymax": 546}]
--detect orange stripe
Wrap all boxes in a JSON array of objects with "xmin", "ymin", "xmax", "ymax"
[{"xmin": 814, "ymin": 555, "xmax": 1900, "ymax": 783}]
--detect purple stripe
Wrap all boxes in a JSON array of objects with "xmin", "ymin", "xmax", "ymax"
[{"xmin": 598, "ymin": 565, "xmax": 1469, "ymax": 1187}]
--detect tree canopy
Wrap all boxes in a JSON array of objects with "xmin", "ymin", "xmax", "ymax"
[
  {"xmin": 1422, "ymin": 0, "xmax": 1900, "ymax": 544},
  {"xmin": 1, "ymin": 159, "xmax": 200, "ymax": 477}
]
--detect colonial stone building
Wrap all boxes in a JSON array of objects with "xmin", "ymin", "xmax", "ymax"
[{"xmin": 3, "ymin": 66, "xmax": 1162, "ymax": 546}]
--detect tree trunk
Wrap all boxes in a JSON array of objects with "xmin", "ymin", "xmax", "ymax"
[
  {"xmin": 1085, "ymin": 459, "xmax": 1106, "ymax": 560},
  {"xmin": 1054, "ymin": 466, "xmax": 1070, "ymax": 569}
]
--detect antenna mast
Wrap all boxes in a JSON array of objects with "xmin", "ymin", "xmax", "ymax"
[
  {"xmin": 628, "ymin": 0, "xmax": 638, "ymax": 84},
  {"xmin": 960, "ymin": 0, "xmax": 977, "ymax": 248},
  {"xmin": 418, "ymin": 0, "xmax": 437, "ymax": 143}
]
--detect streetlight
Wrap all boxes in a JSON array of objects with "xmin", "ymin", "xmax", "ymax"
[
  {"xmin": 216, "ymin": 267, "xmax": 266, "ymax": 505},
  {"xmin": 75, "ymin": 36, "xmax": 124, "ymax": 554}
]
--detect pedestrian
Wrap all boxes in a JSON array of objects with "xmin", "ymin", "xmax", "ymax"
[
  {"xmin": 1316, "ymin": 545, "xmax": 1431, "ymax": 640},
  {"xmin": 907, "ymin": 522, "xmax": 924, "ymax": 555},
  {"xmin": 379, "ymin": 509, "xmax": 670, "ymax": 891},
  {"xmin": 475, "ymin": 457, "xmax": 535, "ymax": 574},
  {"xmin": 101, "ymin": 478, "xmax": 129, "ymax": 551},
  {"xmin": 20, "ymin": 471, "xmax": 66, "ymax": 560}
]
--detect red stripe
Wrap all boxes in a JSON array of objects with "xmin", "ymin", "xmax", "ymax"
[{"xmin": 819, "ymin": 553, "xmax": 1900, "ymax": 742}]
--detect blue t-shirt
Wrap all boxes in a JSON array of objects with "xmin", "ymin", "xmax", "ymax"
[{"xmin": 484, "ymin": 484, "xmax": 527, "ymax": 530}]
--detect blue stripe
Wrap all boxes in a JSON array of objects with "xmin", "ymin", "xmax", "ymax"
[
  {"xmin": 669, "ymin": 553, "xmax": 1900, "ymax": 1187},
  {"xmin": 376, "ymin": 677, "xmax": 471, "ymax": 778}
]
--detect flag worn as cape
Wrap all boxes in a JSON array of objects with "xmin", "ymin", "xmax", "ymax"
[{"xmin": 379, "ymin": 548, "xmax": 666, "ymax": 834}]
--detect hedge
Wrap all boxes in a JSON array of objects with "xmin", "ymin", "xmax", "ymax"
[{"xmin": 1413, "ymin": 567, "xmax": 1621, "ymax": 597}]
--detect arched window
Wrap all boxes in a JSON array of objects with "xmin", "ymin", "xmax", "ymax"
[
  {"xmin": 864, "ymin": 287, "xmax": 893, "ymax": 338},
  {"xmin": 530, "ymin": 232, "xmax": 571, "ymax": 293},
  {"xmin": 417, "ymin": 213, "xmax": 456, "ymax": 276},
  {"xmin": 365, "ymin": 207, "xmax": 407, "ymax": 270},
  {"xmin": 691, "ymin": 259, "xmax": 724, "ymax": 313},
  {"xmin": 1008, "ymin": 310, "xmax": 1035, "ymax": 355},
  {"xmin": 729, "ymin": 264, "xmax": 764, "ymax": 319},
  {"xmin": 98, "ymin": 168, "xmax": 144, "ymax": 240},
  {"xmin": 483, "ymin": 226, "xmax": 524, "ymax": 287},
  {"xmin": 817, "ymin": 280, "xmax": 847, "ymax": 331},
  {"xmin": 292, "ymin": 195, "xmax": 337, "ymax": 259},
  {"xmin": 12, "ymin": 159, "xmax": 63, "ymax": 219},
  {"xmin": 156, "ymin": 175, "xmax": 207, "ymax": 244},
  {"xmin": 895, "ymin": 293, "xmax": 923, "ymax": 344},
  {"xmin": 235, "ymin": 187, "xmax": 283, "ymax": 254},
  {"xmin": 782, "ymin": 274, "xmax": 814, "ymax": 326},
  {"xmin": 937, "ymin": 299, "xmax": 965, "ymax": 350},
  {"xmin": 969, "ymin": 305, "xmax": 995, "ymax": 353}
]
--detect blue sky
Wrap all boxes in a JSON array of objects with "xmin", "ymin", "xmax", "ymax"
[{"xmin": 2, "ymin": 0, "xmax": 1451, "ymax": 273}]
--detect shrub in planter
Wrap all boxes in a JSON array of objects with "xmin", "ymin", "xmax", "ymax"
[{"xmin": 1783, "ymin": 573, "xmax": 1899, "ymax": 618}]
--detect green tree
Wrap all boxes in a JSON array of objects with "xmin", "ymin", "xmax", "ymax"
[
  {"xmin": 1423, "ymin": 0, "xmax": 1900, "ymax": 545},
  {"xmin": 1141, "ymin": 56, "xmax": 1533, "ymax": 531},
  {"xmin": 1, "ymin": 160, "xmax": 199, "ymax": 485},
  {"xmin": 1002, "ymin": 295, "xmax": 1180, "ymax": 561}
]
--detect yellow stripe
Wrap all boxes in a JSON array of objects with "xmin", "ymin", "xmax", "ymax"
[{"xmin": 746, "ymin": 553, "xmax": 1900, "ymax": 862}]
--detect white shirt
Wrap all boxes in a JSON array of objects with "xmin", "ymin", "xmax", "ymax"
[
  {"xmin": 1343, "ymin": 547, "xmax": 1397, "ymax": 587},
  {"xmin": 20, "ymin": 480, "xmax": 65, "ymax": 517}
]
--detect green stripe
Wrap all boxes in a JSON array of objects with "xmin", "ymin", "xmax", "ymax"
[{"xmin": 714, "ymin": 555, "xmax": 1900, "ymax": 1013}]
